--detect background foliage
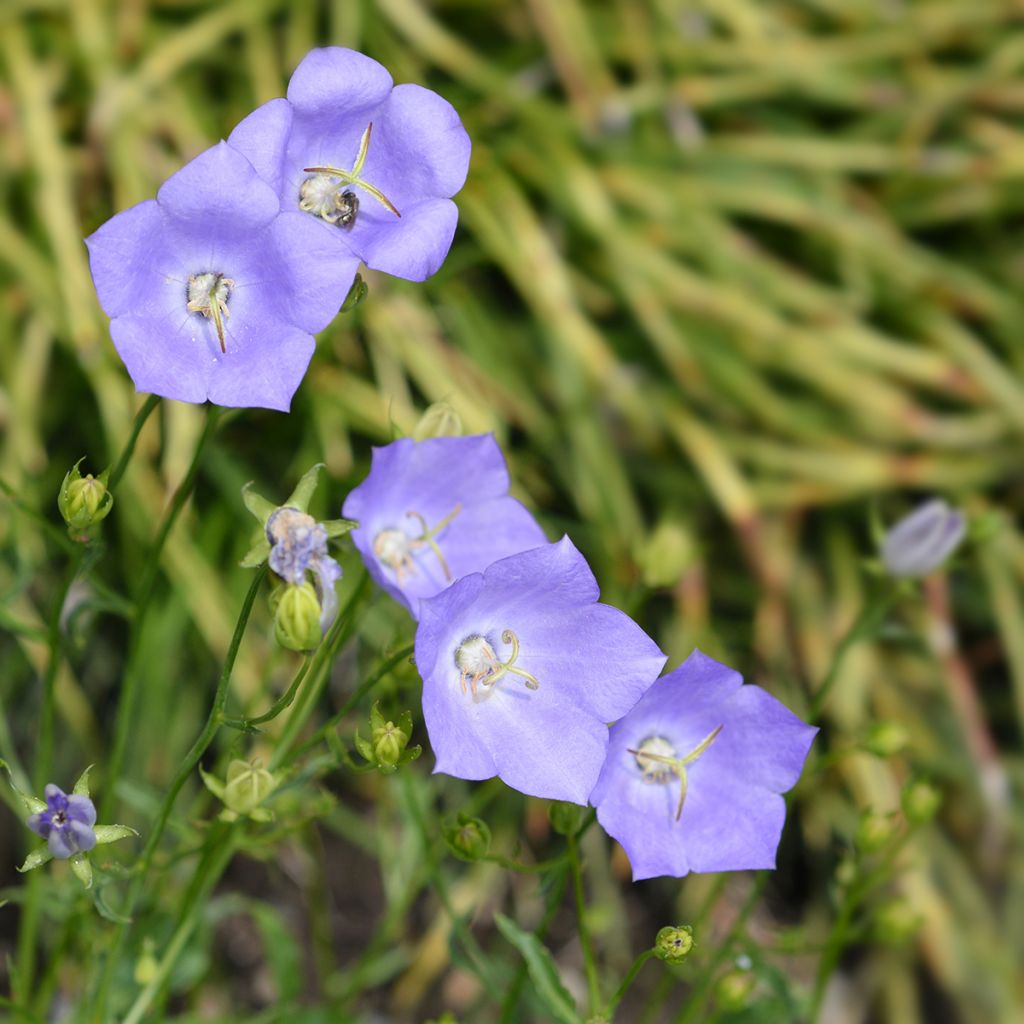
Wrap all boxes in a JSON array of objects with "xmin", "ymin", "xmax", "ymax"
[{"xmin": 1, "ymin": 0, "xmax": 1023, "ymax": 1021}]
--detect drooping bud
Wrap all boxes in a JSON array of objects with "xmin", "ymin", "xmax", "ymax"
[
  {"xmin": 881, "ymin": 498, "xmax": 966, "ymax": 578},
  {"xmin": 443, "ymin": 812, "xmax": 491, "ymax": 862},
  {"xmin": 654, "ymin": 924, "xmax": 695, "ymax": 963},
  {"xmin": 273, "ymin": 582, "xmax": 324, "ymax": 652},
  {"xmin": 548, "ymin": 800, "xmax": 584, "ymax": 836},
  {"xmin": 58, "ymin": 459, "xmax": 113, "ymax": 541},
  {"xmin": 413, "ymin": 402, "xmax": 463, "ymax": 441},
  {"xmin": 902, "ymin": 779, "xmax": 941, "ymax": 825},
  {"xmin": 863, "ymin": 722, "xmax": 908, "ymax": 758},
  {"xmin": 354, "ymin": 702, "xmax": 421, "ymax": 774}
]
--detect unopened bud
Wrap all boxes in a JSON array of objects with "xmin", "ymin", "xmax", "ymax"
[
  {"xmin": 224, "ymin": 759, "xmax": 276, "ymax": 816},
  {"xmin": 716, "ymin": 968, "xmax": 755, "ymax": 1010},
  {"xmin": 273, "ymin": 582, "xmax": 323, "ymax": 652},
  {"xmin": 881, "ymin": 498, "xmax": 965, "ymax": 578},
  {"xmin": 856, "ymin": 810, "xmax": 895, "ymax": 854},
  {"xmin": 902, "ymin": 779, "xmax": 941, "ymax": 825},
  {"xmin": 354, "ymin": 703, "xmax": 420, "ymax": 774},
  {"xmin": 548, "ymin": 800, "xmax": 584, "ymax": 836},
  {"xmin": 443, "ymin": 812, "xmax": 491, "ymax": 862},
  {"xmin": 872, "ymin": 900, "xmax": 921, "ymax": 945},
  {"xmin": 638, "ymin": 519, "xmax": 694, "ymax": 588},
  {"xmin": 654, "ymin": 925, "xmax": 694, "ymax": 963},
  {"xmin": 58, "ymin": 460, "xmax": 113, "ymax": 540},
  {"xmin": 863, "ymin": 722, "xmax": 908, "ymax": 758},
  {"xmin": 413, "ymin": 402, "xmax": 463, "ymax": 441}
]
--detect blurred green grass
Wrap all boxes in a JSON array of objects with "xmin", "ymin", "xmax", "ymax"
[{"xmin": 1, "ymin": 0, "xmax": 1024, "ymax": 1021}]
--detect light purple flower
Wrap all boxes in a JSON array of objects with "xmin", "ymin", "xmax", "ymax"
[
  {"xmin": 343, "ymin": 435, "xmax": 547, "ymax": 618},
  {"xmin": 267, "ymin": 506, "xmax": 342, "ymax": 629},
  {"xmin": 415, "ymin": 538, "xmax": 667, "ymax": 803},
  {"xmin": 85, "ymin": 142, "xmax": 360, "ymax": 411},
  {"xmin": 593, "ymin": 651, "xmax": 815, "ymax": 876},
  {"xmin": 27, "ymin": 784, "xmax": 97, "ymax": 860},
  {"xmin": 590, "ymin": 650, "xmax": 817, "ymax": 881},
  {"xmin": 881, "ymin": 498, "xmax": 966, "ymax": 578},
  {"xmin": 228, "ymin": 47, "xmax": 471, "ymax": 283}
]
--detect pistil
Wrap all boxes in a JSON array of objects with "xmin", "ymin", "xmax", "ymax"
[
  {"xmin": 454, "ymin": 629, "xmax": 540, "ymax": 697},
  {"xmin": 186, "ymin": 272, "xmax": 233, "ymax": 353},
  {"xmin": 373, "ymin": 503, "xmax": 461, "ymax": 581},
  {"xmin": 629, "ymin": 725, "xmax": 723, "ymax": 821}
]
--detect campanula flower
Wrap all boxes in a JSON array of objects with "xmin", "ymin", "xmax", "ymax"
[
  {"xmin": 415, "ymin": 538, "xmax": 667, "ymax": 803},
  {"xmin": 228, "ymin": 47, "xmax": 471, "ymax": 282},
  {"xmin": 590, "ymin": 650, "xmax": 817, "ymax": 880},
  {"xmin": 85, "ymin": 142, "xmax": 360, "ymax": 410},
  {"xmin": 28, "ymin": 784, "xmax": 97, "ymax": 860},
  {"xmin": 342, "ymin": 435, "xmax": 547, "ymax": 618},
  {"xmin": 881, "ymin": 498, "xmax": 966, "ymax": 578}
]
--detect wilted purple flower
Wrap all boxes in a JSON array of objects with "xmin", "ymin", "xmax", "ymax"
[
  {"xmin": 415, "ymin": 538, "xmax": 667, "ymax": 803},
  {"xmin": 85, "ymin": 142, "xmax": 360, "ymax": 411},
  {"xmin": 27, "ymin": 785, "xmax": 97, "ymax": 860},
  {"xmin": 228, "ymin": 47, "xmax": 471, "ymax": 283},
  {"xmin": 881, "ymin": 498, "xmax": 966, "ymax": 578},
  {"xmin": 590, "ymin": 650, "xmax": 817, "ymax": 880},
  {"xmin": 342, "ymin": 435, "xmax": 547, "ymax": 618},
  {"xmin": 267, "ymin": 506, "xmax": 342, "ymax": 629}
]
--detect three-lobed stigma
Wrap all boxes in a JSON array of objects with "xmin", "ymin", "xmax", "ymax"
[
  {"xmin": 629, "ymin": 725, "xmax": 723, "ymax": 821},
  {"xmin": 186, "ymin": 271, "xmax": 234, "ymax": 353},
  {"xmin": 454, "ymin": 629, "xmax": 540, "ymax": 698}
]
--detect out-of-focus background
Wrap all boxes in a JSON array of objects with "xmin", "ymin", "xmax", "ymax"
[{"xmin": 1, "ymin": 1, "xmax": 1023, "ymax": 1021}]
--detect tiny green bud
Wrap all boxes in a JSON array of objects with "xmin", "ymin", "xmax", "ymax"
[
  {"xmin": 340, "ymin": 272, "xmax": 368, "ymax": 313},
  {"xmin": 654, "ymin": 924, "xmax": 695, "ymax": 963},
  {"xmin": 716, "ymin": 968, "xmax": 756, "ymax": 1010},
  {"xmin": 355, "ymin": 704, "xmax": 421, "ymax": 774},
  {"xmin": 638, "ymin": 519, "xmax": 695, "ymax": 588},
  {"xmin": 835, "ymin": 855, "xmax": 858, "ymax": 888},
  {"xmin": 274, "ymin": 581, "xmax": 323, "ymax": 652},
  {"xmin": 863, "ymin": 722, "xmax": 908, "ymax": 758},
  {"xmin": 548, "ymin": 800, "xmax": 584, "ymax": 836},
  {"xmin": 134, "ymin": 940, "xmax": 159, "ymax": 986},
  {"xmin": 413, "ymin": 402, "xmax": 463, "ymax": 441},
  {"xmin": 372, "ymin": 718, "xmax": 410, "ymax": 772},
  {"xmin": 224, "ymin": 759, "xmax": 276, "ymax": 816},
  {"xmin": 872, "ymin": 900, "xmax": 921, "ymax": 945},
  {"xmin": 58, "ymin": 460, "xmax": 113, "ymax": 540},
  {"xmin": 856, "ymin": 810, "xmax": 895, "ymax": 854},
  {"xmin": 902, "ymin": 779, "xmax": 941, "ymax": 825},
  {"xmin": 443, "ymin": 812, "xmax": 491, "ymax": 862}
]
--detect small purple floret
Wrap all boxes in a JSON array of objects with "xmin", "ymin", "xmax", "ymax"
[
  {"xmin": 267, "ymin": 507, "xmax": 342, "ymax": 629},
  {"xmin": 590, "ymin": 650, "xmax": 817, "ymax": 881},
  {"xmin": 342, "ymin": 435, "xmax": 548, "ymax": 619},
  {"xmin": 415, "ymin": 538, "xmax": 667, "ymax": 803},
  {"xmin": 85, "ymin": 142, "xmax": 360, "ymax": 411},
  {"xmin": 228, "ymin": 47, "xmax": 471, "ymax": 283},
  {"xmin": 881, "ymin": 498, "xmax": 966, "ymax": 578},
  {"xmin": 27, "ymin": 784, "xmax": 97, "ymax": 860}
]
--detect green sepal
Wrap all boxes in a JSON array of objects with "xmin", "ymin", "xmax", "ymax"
[
  {"xmin": 249, "ymin": 808, "xmax": 273, "ymax": 823},
  {"xmin": 18, "ymin": 847, "xmax": 53, "ymax": 873},
  {"xmin": 340, "ymin": 273, "xmax": 368, "ymax": 313},
  {"xmin": 323, "ymin": 518, "xmax": 358, "ymax": 538},
  {"xmin": 69, "ymin": 853, "xmax": 93, "ymax": 890},
  {"xmin": 93, "ymin": 824, "xmax": 139, "ymax": 846},
  {"xmin": 0, "ymin": 760, "xmax": 45, "ymax": 816},
  {"xmin": 199, "ymin": 765, "xmax": 226, "ymax": 802},
  {"xmin": 242, "ymin": 481, "xmax": 277, "ymax": 527},
  {"xmin": 284, "ymin": 463, "xmax": 325, "ymax": 513},
  {"xmin": 72, "ymin": 764, "xmax": 94, "ymax": 798},
  {"xmin": 353, "ymin": 729, "xmax": 375, "ymax": 765},
  {"xmin": 240, "ymin": 536, "xmax": 272, "ymax": 569}
]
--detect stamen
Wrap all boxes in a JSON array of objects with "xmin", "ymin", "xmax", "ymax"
[
  {"xmin": 373, "ymin": 503, "xmax": 461, "ymax": 581},
  {"xmin": 301, "ymin": 122, "xmax": 402, "ymax": 219},
  {"xmin": 628, "ymin": 725, "xmax": 723, "ymax": 821},
  {"xmin": 186, "ymin": 272, "xmax": 233, "ymax": 353},
  {"xmin": 454, "ymin": 629, "xmax": 540, "ymax": 697}
]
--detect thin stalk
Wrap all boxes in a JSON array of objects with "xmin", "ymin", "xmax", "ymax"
[
  {"xmin": 605, "ymin": 949, "xmax": 656, "ymax": 1019},
  {"xmin": 102, "ymin": 405, "xmax": 222, "ymax": 819},
  {"xmin": 222, "ymin": 655, "xmax": 312, "ymax": 730},
  {"xmin": 567, "ymin": 830, "xmax": 601, "ymax": 1015},
  {"xmin": 107, "ymin": 394, "xmax": 160, "ymax": 490}
]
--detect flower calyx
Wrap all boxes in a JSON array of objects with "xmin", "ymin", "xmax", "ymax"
[
  {"xmin": 628, "ymin": 725, "xmax": 723, "ymax": 821},
  {"xmin": 201, "ymin": 757, "xmax": 278, "ymax": 822},
  {"xmin": 354, "ymin": 702, "xmax": 421, "ymax": 774},
  {"xmin": 58, "ymin": 459, "xmax": 113, "ymax": 541},
  {"xmin": 373, "ymin": 503, "xmax": 461, "ymax": 582},
  {"xmin": 454, "ymin": 629, "xmax": 540, "ymax": 698},
  {"xmin": 443, "ymin": 812, "xmax": 491, "ymax": 862},
  {"xmin": 300, "ymin": 122, "xmax": 402, "ymax": 226}
]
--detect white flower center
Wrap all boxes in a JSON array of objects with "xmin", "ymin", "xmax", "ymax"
[
  {"xmin": 633, "ymin": 736, "xmax": 678, "ymax": 783},
  {"xmin": 455, "ymin": 634, "xmax": 498, "ymax": 679},
  {"xmin": 373, "ymin": 527, "xmax": 415, "ymax": 575},
  {"xmin": 186, "ymin": 271, "xmax": 233, "ymax": 352}
]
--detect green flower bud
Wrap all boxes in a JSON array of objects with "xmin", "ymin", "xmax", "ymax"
[
  {"xmin": 224, "ymin": 759, "xmax": 276, "ymax": 816},
  {"xmin": 274, "ymin": 582, "xmax": 323, "ymax": 652},
  {"xmin": 654, "ymin": 925, "xmax": 695, "ymax": 963},
  {"xmin": 863, "ymin": 722, "xmax": 908, "ymax": 758},
  {"xmin": 58, "ymin": 460, "xmax": 113, "ymax": 540},
  {"xmin": 856, "ymin": 810, "xmax": 895, "ymax": 854},
  {"xmin": 872, "ymin": 900, "xmax": 921, "ymax": 945},
  {"xmin": 835, "ymin": 855, "xmax": 858, "ymax": 888},
  {"xmin": 354, "ymin": 703, "xmax": 421, "ymax": 774},
  {"xmin": 902, "ymin": 779, "xmax": 941, "ymax": 825},
  {"xmin": 548, "ymin": 800, "xmax": 584, "ymax": 836},
  {"xmin": 443, "ymin": 812, "xmax": 491, "ymax": 862},
  {"xmin": 716, "ymin": 968, "xmax": 755, "ymax": 1010},
  {"xmin": 638, "ymin": 519, "xmax": 695, "ymax": 588},
  {"xmin": 413, "ymin": 402, "xmax": 463, "ymax": 441}
]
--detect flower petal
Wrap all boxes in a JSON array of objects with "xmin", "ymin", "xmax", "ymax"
[
  {"xmin": 27, "ymin": 811, "xmax": 52, "ymax": 839},
  {"xmin": 286, "ymin": 47, "xmax": 393, "ymax": 119},
  {"xmin": 66, "ymin": 795, "xmax": 98, "ymax": 827},
  {"xmin": 110, "ymin": 314, "xmax": 211, "ymax": 405},
  {"xmin": 68, "ymin": 819, "xmax": 97, "ymax": 853},
  {"xmin": 47, "ymin": 828, "xmax": 75, "ymax": 860},
  {"xmin": 227, "ymin": 98, "xmax": 293, "ymax": 197},
  {"xmin": 44, "ymin": 784, "xmax": 67, "ymax": 812},
  {"xmin": 355, "ymin": 197, "xmax": 460, "ymax": 282}
]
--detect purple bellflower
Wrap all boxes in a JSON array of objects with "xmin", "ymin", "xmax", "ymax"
[
  {"xmin": 228, "ymin": 47, "xmax": 471, "ymax": 283},
  {"xmin": 342, "ymin": 435, "xmax": 547, "ymax": 618},
  {"xmin": 85, "ymin": 142, "xmax": 360, "ymax": 411},
  {"xmin": 267, "ymin": 506, "xmax": 342, "ymax": 630},
  {"xmin": 415, "ymin": 538, "xmax": 667, "ymax": 804},
  {"xmin": 881, "ymin": 498, "xmax": 966, "ymax": 578},
  {"xmin": 27, "ymin": 784, "xmax": 97, "ymax": 860},
  {"xmin": 590, "ymin": 650, "xmax": 817, "ymax": 880}
]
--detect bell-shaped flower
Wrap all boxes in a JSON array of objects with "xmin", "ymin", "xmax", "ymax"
[
  {"xmin": 228, "ymin": 47, "xmax": 471, "ymax": 283},
  {"xmin": 342, "ymin": 435, "xmax": 547, "ymax": 618},
  {"xmin": 881, "ymin": 498, "xmax": 966, "ymax": 578},
  {"xmin": 415, "ymin": 538, "xmax": 667, "ymax": 804},
  {"xmin": 590, "ymin": 650, "xmax": 817, "ymax": 880},
  {"xmin": 85, "ymin": 142, "xmax": 360, "ymax": 411}
]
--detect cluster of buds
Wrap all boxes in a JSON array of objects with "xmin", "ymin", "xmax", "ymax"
[
  {"xmin": 58, "ymin": 460, "xmax": 113, "ymax": 542},
  {"xmin": 354, "ymin": 702, "xmax": 421, "ymax": 774}
]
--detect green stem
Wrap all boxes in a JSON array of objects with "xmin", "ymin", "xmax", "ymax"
[
  {"xmin": 102, "ymin": 406, "xmax": 222, "ymax": 819},
  {"xmin": 222, "ymin": 655, "xmax": 312, "ymax": 730},
  {"xmin": 107, "ymin": 395, "xmax": 161, "ymax": 490},
  {"xmin": 90, "ymin": 564, "xmax": 264, "ymax": 1023},
  {"xmin": 567, "ymin": 830, "xmax": 601, "ymax": 1015},
  {"xmin": 606, "ymin": 949, "xmax": 656, "ymax": 1018}
]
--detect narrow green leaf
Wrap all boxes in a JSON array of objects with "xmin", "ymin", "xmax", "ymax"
[
  {"xmin": 284, "ymin": 463, "xmax": 325, "ymax": 512},
  {"xmin": 323, "ymin": 518, "xmax": 358, "ymax": 538},
  {"xmin": 242, "ymin": 481, "xmax": 277, "ymax": 525},
  {"xmin": 92, "ymin": 824, "xmax": 139, "ymax": 846},
  {"xmin": 72, "ymin": 764, "xmax": 94, "ymax": 797},
  {"xmin": 17, "ymin": 847, "xmax": 53, "ymax": 873},
  {"xmin": 494, "ymin": 913, "xmax": 579, "ymax": 1024}
]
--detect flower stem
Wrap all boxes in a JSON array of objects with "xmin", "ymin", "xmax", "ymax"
[
  {"xmin": 107, "ymin": 394, "xmax": 160, "ymax": 490},
  {"xmin": 566, "ymin": 829, "xmax": 601, "ymax": 1015},
  {"xmin": 101, "ymin": 405, "xmax": 222, "ymax": 819},
  {"xmin": 221, "ymin": 655, "xmax": 313, "ymax": 731},
  {"xmin": 605, "ymin": 949, "xmax": 657, "ymax": 1018}
]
